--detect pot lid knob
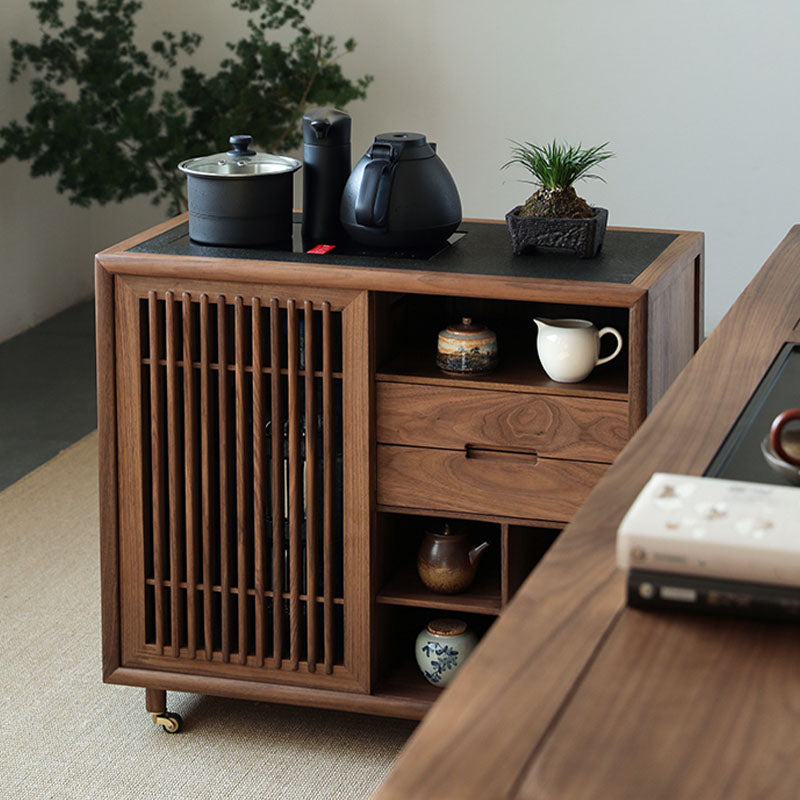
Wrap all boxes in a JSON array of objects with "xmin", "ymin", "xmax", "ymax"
[
  {"xmin": 447, "ymin": 317, "xmax": 490, "ymax": 334},
  {"xmin": 227, "ymin": 134, "xmax": 256, "ymax": 157}
]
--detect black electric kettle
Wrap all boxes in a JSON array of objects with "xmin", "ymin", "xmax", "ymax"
[{"xmin": 339, "ymin": 132, "xmax": 461, "ymax": 249}]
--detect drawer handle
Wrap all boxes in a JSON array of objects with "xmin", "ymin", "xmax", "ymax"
[{"xmin": 464, "ymin": 443, "xmax": 539, "ymax": 464}]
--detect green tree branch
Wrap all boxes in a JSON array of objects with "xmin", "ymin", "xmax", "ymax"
[{"xmin": 0, "ymin": 0, "xmax": 372, "ymax": 214}]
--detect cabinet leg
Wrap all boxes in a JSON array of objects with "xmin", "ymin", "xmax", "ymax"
[
  {"xmin": 145, "ymin": 688, "xmax": 183, "ymax": 734},
  {"xmin": 145, "ymin": 688, "xmax": 166, "ymax": 714}
]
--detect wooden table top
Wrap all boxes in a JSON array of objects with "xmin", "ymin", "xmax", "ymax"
[
  {"xmin": 374, "ymin": 226, "xmax": 800, "ymax": 799},
  {"xmin": 100, "ymin": 215, "xmax": 702, "ymax": 307}
]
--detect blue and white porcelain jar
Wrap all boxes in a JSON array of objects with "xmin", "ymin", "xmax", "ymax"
[{"xmin": 415, "ymin": 618, "xmax": 477, "ymax": 688}]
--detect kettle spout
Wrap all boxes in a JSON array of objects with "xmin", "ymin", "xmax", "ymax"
[{"xmin": 468, "ymin": 541, "xmax": 491, "ymax": 566}]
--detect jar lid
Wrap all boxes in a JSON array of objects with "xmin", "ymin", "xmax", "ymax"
[
  {"xmin": 178, "ymin": 134, "xmax": 302, "ymax": 178},
  {"xmin": 427, "ymin": 618, "xmax": 468, "ymax": 636},
  {"xmin": 440, "ymin": 317, "xmax": 494, "ymax": 341}
]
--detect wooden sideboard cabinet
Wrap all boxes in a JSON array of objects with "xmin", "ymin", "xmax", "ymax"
[{"xmin": 96, "ymin": 215, "xmax": 703, "ymax": 727}]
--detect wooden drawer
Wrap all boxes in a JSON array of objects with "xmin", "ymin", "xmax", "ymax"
[
  {"xmin": 377, "ymin": 382, "xmax": 628, "ymax": 463},
  {"xmin": 377, "ymin": 444, "xmax": 609, "ymax": 523}
]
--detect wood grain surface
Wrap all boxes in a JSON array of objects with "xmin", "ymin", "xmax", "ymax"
[
  {"xmin": 520, "ymin": 611, "xmax": 800, "ymax": 800},
  {"xmin": 377, "ymin": 382, "xmax": 628, "ymax": 462},
  {"xmin": 95, "ymin": 261, "xmax": 120, "ymax": 678},
  {"xmin": 374, "ymin": 229, "xmax": 800, "ymax": 800},
  {"xmin": 96, "ymin": 218, "xmax": 703, "ymax": 726},
  {"xmin": 377, "ymin": 444, "xmax": 608, "ymax": 523},
  {"xmin": 98, "ymin": 218, "xmax": 702, "ymax": 308}
]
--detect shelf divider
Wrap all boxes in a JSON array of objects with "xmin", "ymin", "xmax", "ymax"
[{"xmin": 377, "ymin": 565, "xmax": 501, "ymax": 616}]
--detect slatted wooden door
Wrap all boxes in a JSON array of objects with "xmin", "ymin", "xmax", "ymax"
[{"xmin": 114, "ymin": 275, "xmax": 371, "ymax": 693}]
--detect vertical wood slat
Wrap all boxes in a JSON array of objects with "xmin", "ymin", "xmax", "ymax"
[
  {"xmin": 270, "ymin": 298, "xmax": 285, "ymax": 666},
  {"xmin": 322, "ymin": 301, "xmax": 335, "ymax": 674},
  {"xmin": 199, "ymin": 294, "xmax": 213, "ymax": 660},
  {"xmin": 304, "ymin": 300, "xmax": 317, "ymax": 672},
  {"xmin": 182, "ymin": 293, "xmax": 198, "ymax": 658},
  {"xmin": 140, "ymin": 289, "xmax": 345, "ymax": 674},
  {"xmin": 218, "ymin": 296, "xmax": 232, "ymax": 662},
  {"xmin": 165, "ymin": 292, "xmax": 183, "ymax": 658},
  {"xmin": 148, "ymin": 291, "xmax": 165, "ymax": 655},
  {"xmin": 287, "ymin": 299, "xmax": 301, "ymax": 670},
  {"xmin": 252, "ymin": 297, "xmax": 266, "ymax": 667},
  {"xmin": 234, "ymin": 296, "xmax": 249, "ymax": 664}
]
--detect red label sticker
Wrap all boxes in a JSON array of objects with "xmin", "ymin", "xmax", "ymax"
[{"xmin": 307, "ymin": 244, "xmax": 336, "ymax": 254}]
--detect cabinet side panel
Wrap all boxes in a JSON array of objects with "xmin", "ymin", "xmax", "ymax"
[
  {"xmin": 96, "ymin": 260, "xmax": 120, "ymax": 678},
  {"xmin": 647, "ymin": 258, "xmax": 700, "ymax": 411}
]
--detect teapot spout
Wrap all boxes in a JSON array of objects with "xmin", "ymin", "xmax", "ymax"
[{"xmin": 468, "ymin": 541, "xmax": 491, "ymax": 566}]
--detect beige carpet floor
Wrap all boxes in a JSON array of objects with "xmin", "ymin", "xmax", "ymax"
[{"xmin": 0, "ymin": 432, "xmax": 415, "ymax": 799}]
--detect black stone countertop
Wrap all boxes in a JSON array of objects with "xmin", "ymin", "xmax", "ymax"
[
  {"xmin": 129, "ymin": 218, "xmax": 678, "ymax": 286},
  {"xmin": 706, "ymin": 343, "xmax": 800, "ymax": 486}
]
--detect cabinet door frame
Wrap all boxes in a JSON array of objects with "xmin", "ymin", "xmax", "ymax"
[{"xmin": 109, "ymin": 273, "xmax": 372, "ymax": 694}]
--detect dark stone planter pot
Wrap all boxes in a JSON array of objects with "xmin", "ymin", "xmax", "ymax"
[{"xmin": 505, "ymin": 205, "xmax": 608, "ymax": 258}]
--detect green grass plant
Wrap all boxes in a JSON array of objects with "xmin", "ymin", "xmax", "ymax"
[{"xmin": 502, "ymin": 140, "xmax": 614, "ymax": 190}]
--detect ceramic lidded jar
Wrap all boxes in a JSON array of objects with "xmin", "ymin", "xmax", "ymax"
[
  {"xmin": 436, "ymin": 317, "xmax": 498, "ymax": 375},
  {"xmin": 415, "ymin": 618, "xmax": 478, "ymax": 688},
  {"xmin": 417, "ymin": 522, "xmax": 490, "ymax": 594}
]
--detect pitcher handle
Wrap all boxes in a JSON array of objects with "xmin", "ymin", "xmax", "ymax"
[{"xmin": 596, "ymin": 327, "xmax": 623, "ymax": 366}]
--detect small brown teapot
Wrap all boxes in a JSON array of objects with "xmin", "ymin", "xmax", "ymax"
[{"xmin": 417, "ymin": 522, "xmax": 490, "ymax": 594}]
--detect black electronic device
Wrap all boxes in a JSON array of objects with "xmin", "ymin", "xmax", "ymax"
[
  {"xmin": 340, "ymin": 132, "xmax": 462, "ymax": 249},
  {"xmin": 628, "ymin": 569, "xmax": 800, "ymax": 623},
  {"xmin": 301, "ymin": 108, "xmax": 352, "ymax": 245}
]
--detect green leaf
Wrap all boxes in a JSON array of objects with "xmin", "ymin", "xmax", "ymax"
[
  {"xmin": 1, "ymin": 0, "xmax": 371, "ymax": 214},
  {"xmin": 501, "ymin": 139, "xmax": 614, "ymax": 190}
]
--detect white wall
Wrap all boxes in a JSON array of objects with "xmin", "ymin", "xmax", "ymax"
[
  {"xmin": 308, "ymin": 0, "xmax": 800, "ymax": 333},
  {"xmin": 0, "ymin": 1, "xmax": 164, "ymax": 342},
  {"xmin": 3, "ymin": 0, "xmax": 799, "ymax": 342}
]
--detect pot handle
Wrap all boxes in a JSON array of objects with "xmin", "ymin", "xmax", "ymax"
[{"xmin": 355, "ymin": 144, "xmax": 396, "ymax": 228}]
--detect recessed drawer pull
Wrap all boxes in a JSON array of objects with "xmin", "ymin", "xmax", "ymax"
[{"xmin": 464, "ymin": 443, "xmax": 539, "ymax": 464}]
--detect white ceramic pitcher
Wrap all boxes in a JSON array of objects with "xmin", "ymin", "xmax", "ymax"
[{"xmin": 534, "ymin": 317, "xmax": 623, "ymax": 383}]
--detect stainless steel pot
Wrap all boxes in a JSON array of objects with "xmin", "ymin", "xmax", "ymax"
[{"xmin": 178, "ymin": 134, "xmax": 302, "ymax": 247}]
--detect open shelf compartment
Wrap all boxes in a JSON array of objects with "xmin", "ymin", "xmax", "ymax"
[{"xmin": 374, "ymin": 293, "xmax": 630, "ymax": 398}]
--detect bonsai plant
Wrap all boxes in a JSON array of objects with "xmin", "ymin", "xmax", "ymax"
[
  {"xmin": 0, "ymin": 0, "xmax": 372, "ymax": 214},
  {"xmin": 501, "ymin": 140, "xmax": 614, "ymax": 258}
]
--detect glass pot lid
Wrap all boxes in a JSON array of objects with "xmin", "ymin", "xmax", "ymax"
[{"xmin": 178, "ymin": 134, "xmax": 302, "ymax": 178}]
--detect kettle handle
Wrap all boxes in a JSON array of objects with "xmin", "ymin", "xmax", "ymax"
[{"xmin": 355, "ymin": 146, "xmax": 396, "ymax": 228}]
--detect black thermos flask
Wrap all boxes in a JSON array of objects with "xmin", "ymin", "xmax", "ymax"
[{"xmin": 301, "ymin": 107, "xmax": 351, "ymax": 245}]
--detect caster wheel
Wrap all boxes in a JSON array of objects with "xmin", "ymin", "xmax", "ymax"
[
  {"xmin": 161, "ymin": 712, "xmax": 183, "ymax": 734},
  {"xmin": 152, "ymin": 711, "xmax": 183, "ymax": 733}
]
